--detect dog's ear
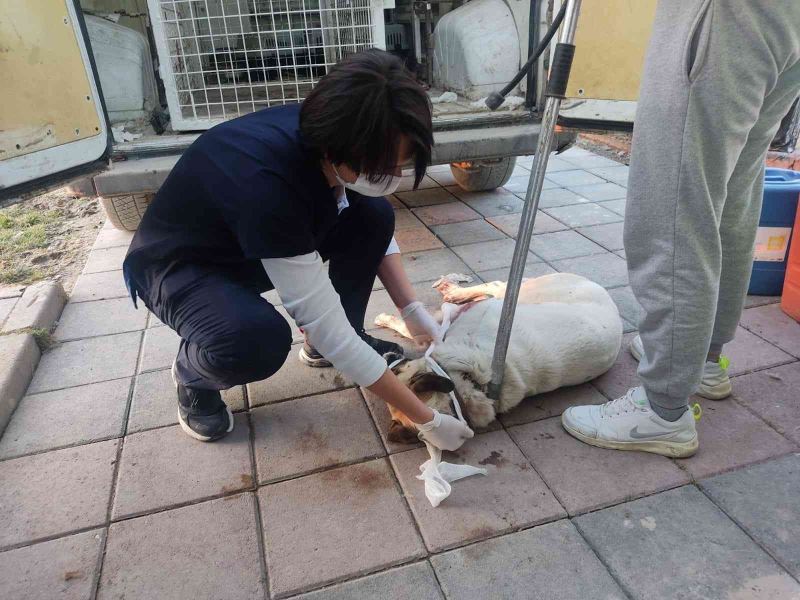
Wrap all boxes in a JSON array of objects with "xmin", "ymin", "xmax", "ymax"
[{"xmin": 408, "ymin": 372, "xmax": 455, "ymax": 395}]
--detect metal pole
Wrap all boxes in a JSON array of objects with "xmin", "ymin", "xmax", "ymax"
[{"xmin": 487, "ymin": 0, "xmax": 582, "ymax": 400}]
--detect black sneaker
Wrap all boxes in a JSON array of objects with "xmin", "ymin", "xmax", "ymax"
[
  {"xmin": 298, "ymin": 340, "xmax": 332, "ymax": 368},
  {"xmin": 171, "ymin": 362, "xmax": 233, "ymax": 441},
  {"xmin": 298, "ymin": 332, "xmax": 404, "ymax": 368},
  {"xmin": 359, "ymin": 331, "xmax": 404, "ymax": 358}
]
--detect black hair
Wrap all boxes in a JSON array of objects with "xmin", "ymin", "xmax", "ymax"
[{"xmin": 300, "ymin": 48, "xmax": 433, "ymax": 188}]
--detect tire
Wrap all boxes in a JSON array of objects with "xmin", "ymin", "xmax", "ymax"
[
  {"xmin": 450, "ymin": 157, "xmax": 516, "ymax": 192},
  {"xmin": 100, "ymin": 193, "xmax": 154, "ymax": 231}
]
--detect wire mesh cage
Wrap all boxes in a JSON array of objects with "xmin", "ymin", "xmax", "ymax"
[{"xmin": 147, "ymin": 0, "xmax": 382, "ymax": 130}]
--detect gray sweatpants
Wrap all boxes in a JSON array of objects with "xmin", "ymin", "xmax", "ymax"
[{"xmin": 625, "ymin": 0, "xmax": 800, "ymax": 418}]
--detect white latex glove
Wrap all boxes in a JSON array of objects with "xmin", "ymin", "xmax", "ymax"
[
  {"xmin": 401, "ymin": 301, "xmax": 443, "ymax": 347},
  {"xmin": 416, "ymin": 409, "xmax": 474, "ymax": 451}
]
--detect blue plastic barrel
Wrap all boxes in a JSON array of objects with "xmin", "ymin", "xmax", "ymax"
[{"xmin": 748, "ymin": 168, "xmax": 800, "ymax": 295}]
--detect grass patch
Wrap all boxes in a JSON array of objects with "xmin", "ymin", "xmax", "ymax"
[{"xmin": 0, "ymin": 206, "xmax": 62, "ymax": 285}]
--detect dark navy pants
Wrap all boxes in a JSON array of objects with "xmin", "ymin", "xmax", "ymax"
[{"xmin": 137, "ymin": 198, "xmax": 395, "ymax": 390}]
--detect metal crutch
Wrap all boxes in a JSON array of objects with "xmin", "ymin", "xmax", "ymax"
[{"xmin": 486, "ymin": 0, "xmax": 583, "ymax": 400}]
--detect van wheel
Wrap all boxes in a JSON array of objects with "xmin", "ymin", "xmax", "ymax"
[
  {"xmin": 450, "ymin": 157, "xmax": 516, "ymax": 192},
  {"xmin": 100, "ymin": 193, "xmax": 153, "ymax": 231}
]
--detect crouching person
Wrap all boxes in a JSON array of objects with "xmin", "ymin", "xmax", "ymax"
[{"xmin": 122, "ymin": 49, "xmax": 472, "ymax": 451}]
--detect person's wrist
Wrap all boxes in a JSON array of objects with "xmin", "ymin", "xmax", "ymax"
[
  {"xmin": 415, "ymin": 408, "xmax": 438, "ymax": 429},
  {"xmin": 400, "ymin": 299, "xmax": 423, "ymax": 316}
]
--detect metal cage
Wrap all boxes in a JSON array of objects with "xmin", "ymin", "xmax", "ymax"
[{"xmin": 147, "ymin": 0, "xmax": 386, "ymax": 130}]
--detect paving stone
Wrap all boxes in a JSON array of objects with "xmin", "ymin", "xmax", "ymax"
[
  {"xmin": 544, "ymin": 202, "xmax": 623, "ymax": 228},
  {"xmin": 562, "ymin": 154, "xmax": 623, "ymax": 169},
  {"xmin": 608, "ymin": 286, "xmax": 644, "ymax": 329},
  {"xmin": 592, "ymin": 332, "xmax": 639, "ymax": 399},
  {"xmin": 412, "ymin": 202, "xmax": 481, "ymax": 226},
  {"xmin": 393, "ymin": 208, "xmax": 424, "ymax": 230},
  {"xmin": 533, "ymin": 187, "xmax": 592, "ymax": 209},
  {"xmin": 546, "ymin": 169, "xmax": 606, "ymax": 187},
  {"xmin": 396, "ymin": 187, "xmax": 457, "ymax": 208},
  {"xmin": 0, "ymin": 333, "xmax": 40, "ymax": 434},
  {"xmin": 128, "ymin": 368, "xmax": 245, "ymax": 432},
  {"xmin": 28, "ymin": 331, "xmax": 141, "ymax": 394},
  {"xmin": 0, "ymin": 284, "xmax": 24, "ymax": 299},
  {"xmin": 681, "ymin": 398, "xmax": 796, "ymax": 480},
  {"xmin": 733, "ymin": 362, "xmax": 800, "ymax": 444},
  {"xmin": 294, "ymin": 561, "xmax": 443, "ymax": 600},
  {"xmin": 0, "ymin": 528, "xmax": 105, "ymax": 600},
  {"xmin": 387, "ymin": 194, "xmax": 404, "ymax": 208},
  {"xmin": 558, "ymin": 147, "xmax": 593, "ymax": 160},
  {"xmin": 69, "ymin": 270, "xmax": 129, "ymax": 303},
  {"xmin": 112, "ymin": 416, "xmax": 253, "ymax": 519},
  {"xmin": 722, "ymin": 326, "xmax": 794, "ymax": 376},
  {"xmin": 82, "ymin": 246, "xmax": 127, "ymax": 274},
  {"xmin": 390, "ymin": 429, "xmax": 565, "ymax": 552},
  {"xmin": 362, "ymin": 386, "xmax": 425, "ymax": 454},
  {"xmin": 498, "ymin": 383, "xmax": 607, "ymax": 427},
  {"xmin": 396, "ymin": 174, "xmax": 438, "ymax": 192},
  {"xmin": 258, "ymin": 459, "xmax": 425, "ymax": 597},
  {"xmin": 745, "ymin": 295, "xmax": 781, "ymax": 308},
  {"xmin": 574, "ymin": 486, "xmax": 800, "ymax": 600},
  {"xmin": 576, "ymin": 221, "xmax": 625, "ymax": 251},
  {"xmin": 92, "ymin": 227, "xmax": 134, "ymax": 250},
  {"xmin": 247, "ymin": 357, "xmax": 353, "ymax": 407},
  {"xmin": 739, "ymin": 303, "xmax": 800, "ymax": 357},
  {"xmin": 449, "ymin": 188, "xmax": 525, "ymax": 217},
  {"xmin": 431, "ymin": 520, "xmax": 626, "ymax": 600},
  {"xmin": 428, "ymin": 169, "xmax": 458, "ymax": 187},
  {"xmin": 502, "ymin": 175, "xmax": 559, "ymax": 194},
  {"xmin": 544, "ymin": 156, "xmax": 576, "ymax": 172},
  {"xmin": 700, "ymin": 453, "xmax": 800, "ymax": 577},
  {"xmin": 0, "ymin": 439, "xmax": 117, "ymax": 548},
  {"xmin": 552, "ymin": 252, "xmax": 629, "ymax": 289},
  {"xmin": 599, "ymin": 197, "xmax": 627, "ymax": 216},
  {"xmin": 431, "ymin": 219, "xmax": 507, "ymax": 246},
  {"xmin": 401, "ymin": 249, "xmax": 473, "ymax": 284},
  {"xmin": 100, "ymin": 494, "xmax": 264, "ymax": 599},
  {"xmin": 139, "ymin": 325, "xmax": 180, "ymax": 372},
  {"xmin": 509, "ymin": 417, "xmax": 689, "ymax": 515},
  {"xmin": 0, "ymin": 296, "xmax": 16, "ymax": 327},
  {"xmin": 452, "ymin": 238, "xmax": 536, "ymax": 272},
  {"xmin": 2, "ymin": 280, "xmax": 67, "ymax": 333},
  {"xmin": 252, "ymin": 389, "xmax": 384, "ymax": 483},
  {"xmin": 589, "ymin": 165, "xmax": 630, "ymax": 185},
  {"xmin": 0, "ymin": 378, "xmax": 129, "ymax": 459},
  {"xmin": 528, "ymin": 230, "xmax": 607, "ymax": 262},
  {"xmin": 395, "ymin": 227, "xmax": 444, "ymax": 252},
  {"xmin": 510, "ymin": 164, "xmax": 531, "ymax": 177},
  {"xmin": 54, "ymin": 297, "xmax": 147, "ymax": 340},
  {"xmin": 615, "ymin": 248, "xmax": 627, "ymax": 259},
  {"xmin": 476, "ymin": 262, "xmax": 557, "ymax": 283},
  {"xmin": 486, "ymin": 211, "xmax": 568, "ymax": 238}
]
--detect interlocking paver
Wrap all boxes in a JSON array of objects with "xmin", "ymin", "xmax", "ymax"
[
  {"xmin": 609, "ymin": 286, "xmax": 644, "ymax": 329},
  {"xmin": 412, "ymin": 202, "xmax": 481, "ymax": 226},
  {"xmin": 721, "ymin": 326, "xmax": 794, "ymax": 376},
  {"xmin": 546, "ymin": 169, "xmax": 606, "ymax": 187},
  {"xmin": 700, "ymin": 453, "xmax": 800, "ymax": 577},
  {"xmin": 574, "ymin": 486, "xmax": 800, "ymax": 600},
  {"xmin": 599, "ymin": 197, "xmax": 627, "ymax": 216},
  {"xmin": 247, "ymin": 356, "xmax": 353, "ymax": 406},
  {"xmin": 139, "ymin": 325, "xmax": 180, "ymax": 372},
  {"xmin": 739, "ymin": 303, "xmax": 800, "ymax": 357},
  {"xmin": 0, "ymin": 439, "xmax": 117, "ymax": 548},
  {"xmin": 28, "ymin": 331, "xmax": 141, "ymax": 394},
  {"xmin": 592, "ymin": 333, "xmax": 639, "ymax": 399},
  {"xmin": 431, "ymin": 219, "xmax": 506, "ymax": 246},
  {"xmin": 397, "ymin": 187, "xmax": 456, "ymax": 207},
  {"xmin": 395, "ymin": 227, "xmax": 444, "ymax": 252},
  {"xmin": 258, "ymin": 459, "xmax": 425, "ymax": 597},
  {"xmin": 476, "ymin": 261, "xmax": 557, "ymax": 283},
  {"xmin": 294, "ymin": 561, "xmax": 443, "ymax": 600},
  {"xmin": 448, "ymin": 188, "xmax": 525, "ymax": 217},
  {"xmin": 431, "ymin": 521, "xmax": 626, "ymax": 600},
  {"xmin": 82, "ymin": 246, "xmax": 127, "ymax": 274},
  {"xmin": 0, "ymin": 528, "xmax": 104, "ymax": 600},
  {"xmin": 589, "ymin": 165, "xmax": 630, "ymax": 185},
  {"xmin": 390, "ymin": 429, "xmax": 565, "ymax": 552},
  {"xmin": 532, "ymin": 187, "xmax": 591, "ymax": 208},
  {"xmin": 552, "ymin": 251, "xmax": 629, "ymax": 289},
  {"xmin": 394, "ymin": 208, "xmax": 425, "ymax": 230},
  {"xmin": 680, "ymin": 398, "xmax": 796, "ymax": 480},
  {"xmin": 529, "ymin": 230, "xmax": 607, "ymax": 262},
  {"xmin": 509, "ymin": 417, "xmax": 689, "ymax": 515},
  {"xmin": 396, "ymin": 174, "xmax": 438, "ymax": 192},
  {"xmin": 128, "ymin": 368, "xmax": 245, "ymax": 432},
  {"xmin": 486, "ymin": 211, "xmax": 567, "ymax": 237},
  {"xmin": 452, "ymin": 238, "xmax": 536, "ymax": 272},
  {"xmin": 502, "ymin": 175, "xmax": 559, "ymax": 194},
  {"xmin": 544, "ymin": 156, "xmax": 575, "ymax": 172},
  {"xmin": 544, "ymin": 202, "xmax": 623, "ymax": 228},
  {"xmin": 0, "ymin": 378, "xmax": 129, "ymax": 459},
  {"xmin": 100, "ymin": 494, "xmax": 264, "ymax": 599},
  {"xmin": 562, "ymin": 154, "xmax": 622, "ymax": 169},
  {"xmin": 498, "ymin": 383, "xmax": 607, "ymax": 427},
  {"xmin": 401, "ymin": 248, "xmax": 473, "ymax": 284},
  {"xmin": 251, "ymin": 389, "xmax": 384, "ymax": 483},
  {"xmin": 733, "ymin": 362, "xmax": 800, "ymax": 444},
  {"xmin": 54, "ymin": 297, "xmax": 147, "ymax": 340},
  {"xmin": 427, "ymin": 169, "xmax": 458, "ymax": 187},
  {"xmin": 69, "ymin": 270, "xmax": 129, "ymax": 303},
  {"xmin": 576, "ymin": 221, "xmax": 625, "ymax": 251},
  {"xmin": 112, "ymin": 416, "xmax": 252, "ymax": 519}
]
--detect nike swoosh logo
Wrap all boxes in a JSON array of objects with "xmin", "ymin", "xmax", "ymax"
[{"xmin": 629, "ymin": 426, "xmax": 677, "ymax": 439}]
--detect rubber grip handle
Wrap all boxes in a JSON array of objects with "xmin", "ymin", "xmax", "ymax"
[{"xmin": 545, "ymin": 43, "xmax": 576, "ymax": 99}]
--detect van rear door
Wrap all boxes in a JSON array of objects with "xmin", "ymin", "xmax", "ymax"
[{"xmin": 0, "ymin": 0, "xmax": 111, "ymax": 204}]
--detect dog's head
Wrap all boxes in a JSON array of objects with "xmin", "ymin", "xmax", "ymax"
[{"xmin": 384, "ymin": 352, "xmax": 455, "ymax": 444}]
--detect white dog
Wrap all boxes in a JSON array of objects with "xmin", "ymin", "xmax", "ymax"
[{"xmin": 376, "ymin": 273, "xmax": 622, "ymax": 442}]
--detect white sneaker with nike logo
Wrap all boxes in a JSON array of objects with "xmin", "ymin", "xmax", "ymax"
[{"xmin": 561, "ymin": 387, "xmax": 699, "ymax": 458}]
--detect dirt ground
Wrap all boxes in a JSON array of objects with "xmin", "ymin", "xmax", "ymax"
[
  {"xmin": 576, "ymin": 132, "xmax": 632, "ymax": 164},
  {"xmin": 0, "ymin": 189, "xmax": 105, "ymax": 293}
]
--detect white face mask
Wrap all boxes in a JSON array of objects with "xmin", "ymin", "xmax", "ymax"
[{"xmin": 332, "ymin": 164, "xmax": 402, "ymax": 197}]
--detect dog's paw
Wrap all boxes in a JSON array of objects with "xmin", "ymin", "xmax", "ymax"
[{"xmin": 374, "ymin": 313, "xmax": 397, "ymax": 328}]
